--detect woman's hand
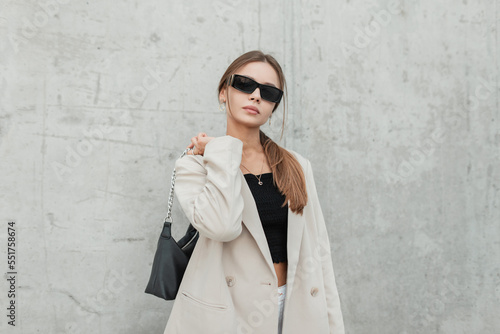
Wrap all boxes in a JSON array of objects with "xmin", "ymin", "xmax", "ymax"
[{"xmin": 187, "ymin": 132, "xmax": 215, "ymax": 156}]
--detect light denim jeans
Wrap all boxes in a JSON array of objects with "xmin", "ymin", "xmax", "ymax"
[{"xmin": 277, "ymin": 284, "xmax": 287, "ymax": 334}]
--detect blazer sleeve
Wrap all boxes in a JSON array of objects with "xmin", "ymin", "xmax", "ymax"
[
  {"xmin": 173, "ymin": 135, "xmax": 245, "ymax": 242},
  {"xmin": 306, "ymin": 159, "xmax": 346, "ymax": 334}
]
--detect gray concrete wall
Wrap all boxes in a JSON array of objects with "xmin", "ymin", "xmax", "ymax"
[{"xmin": 1, "ymin": 0, "xmax": 499, "ymax": 333}]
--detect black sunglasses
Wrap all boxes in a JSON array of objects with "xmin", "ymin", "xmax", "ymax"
[{"xmin": 230, "ymin": 74, "xmax": 283, "ymax": 104}]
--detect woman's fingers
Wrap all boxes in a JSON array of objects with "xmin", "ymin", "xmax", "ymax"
[
  {"xmin": 188, "ymin": 136, "xmax": 199, "ymax": 155},
  {"xmin": 186, "ymin": 133, "xmax": 209, "ymax": 155},
  {"xmin": 186, "ymin": 138, "xmax": 195, "ymax": 155}
]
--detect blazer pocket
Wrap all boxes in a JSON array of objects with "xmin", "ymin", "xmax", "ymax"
[{"xmin": 180, "ymin": 291, "xmax": 228, "ymax": 311}]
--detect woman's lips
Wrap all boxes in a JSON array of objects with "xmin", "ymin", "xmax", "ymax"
[{"xmin": 243, "ymin": 106, "xmax": 259, "ymax": 115}]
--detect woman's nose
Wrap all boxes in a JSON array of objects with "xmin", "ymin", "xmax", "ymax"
[{"xmin": 249, "ymin": 87, "xmax": 261, "ymax": 101}]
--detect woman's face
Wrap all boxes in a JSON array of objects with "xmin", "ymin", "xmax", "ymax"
[{"xmin": 220, "ymin": 61, "xmax": 280, "ymax": 129}]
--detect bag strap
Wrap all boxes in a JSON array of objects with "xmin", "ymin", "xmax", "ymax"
[{"xmin": 164, "ymin": 148, "xmax": 191, "ymax": 223}]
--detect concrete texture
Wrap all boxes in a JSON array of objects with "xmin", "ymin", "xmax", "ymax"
[{"xmin": 0, "ymin": 0, "xmax": 499, "ymax": 333}]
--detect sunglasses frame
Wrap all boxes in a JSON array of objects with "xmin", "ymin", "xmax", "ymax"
[{"xmin": 229, "ymin": 74, "xmax": 283, "ymax": 104}]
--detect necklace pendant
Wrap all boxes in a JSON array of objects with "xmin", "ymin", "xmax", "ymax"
[{"xmin": 258, "ymin": 181, "xmax": 263, "ymax": 185}]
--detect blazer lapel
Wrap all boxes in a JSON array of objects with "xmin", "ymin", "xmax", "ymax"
[
  {"xmin": 239, "ymin": 171, "xmax": 305, "ymax": 297},
  {"xmin": 239, "ymin": 171, "xmax": 276, "ymax": 277}
]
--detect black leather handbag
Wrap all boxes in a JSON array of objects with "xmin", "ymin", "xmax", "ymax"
[{"xmin": 145, "ymin": 148, "xmax": 199, "ymax": 300}]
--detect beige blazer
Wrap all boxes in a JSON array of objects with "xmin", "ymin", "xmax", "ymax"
[{"xmin": 163, "ymin": 135, "xmax": 345, "ymax": 334}]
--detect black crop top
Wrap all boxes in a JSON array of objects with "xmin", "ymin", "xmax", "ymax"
[{"xmin": 244, "ymin": 172, "xmax": 288, "ymax": 263}]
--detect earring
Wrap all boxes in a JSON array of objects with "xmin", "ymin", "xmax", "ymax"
[
  {"xmin": 219, "ymin": 101, "xmax": 226, "ymax": 112},
  {"xmin": 268, "ymin": 116, "xmax": 272, "ymax": 125}
]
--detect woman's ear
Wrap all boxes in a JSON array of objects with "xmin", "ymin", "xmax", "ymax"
[{"xmin": 219, "ymin": 88, "xmax": 227, "ymax": 104}]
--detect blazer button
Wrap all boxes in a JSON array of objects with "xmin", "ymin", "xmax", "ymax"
[
  {"xmin": 310, "ymin": 287, "xmax": 319, "ymax": 297},
  {"xmin": 226, "ymin": 276, "xmax": 235, "ymax": 287}
]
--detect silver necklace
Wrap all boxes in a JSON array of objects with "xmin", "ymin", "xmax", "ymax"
[{"xmin": 241, "ymin": 154, "xmax": 265, "ymax": 185}]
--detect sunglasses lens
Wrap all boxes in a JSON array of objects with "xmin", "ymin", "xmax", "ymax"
[
  {"xmin": 260, "ymin": 87, "xmax": 282, "ymax": 103},
  {"xmin": 233, "ymin": 75, "xmax": 257, "ymax": 94}
]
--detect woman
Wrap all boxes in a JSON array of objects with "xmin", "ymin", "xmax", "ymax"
[{"xmin": 164, "ymin": 50, "xmax": 344, "ymax": 334}]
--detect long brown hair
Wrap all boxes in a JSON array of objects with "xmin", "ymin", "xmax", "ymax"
[{"xmin": 218, "ymin": 50, "xmax": 308, "ymax": 215}]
